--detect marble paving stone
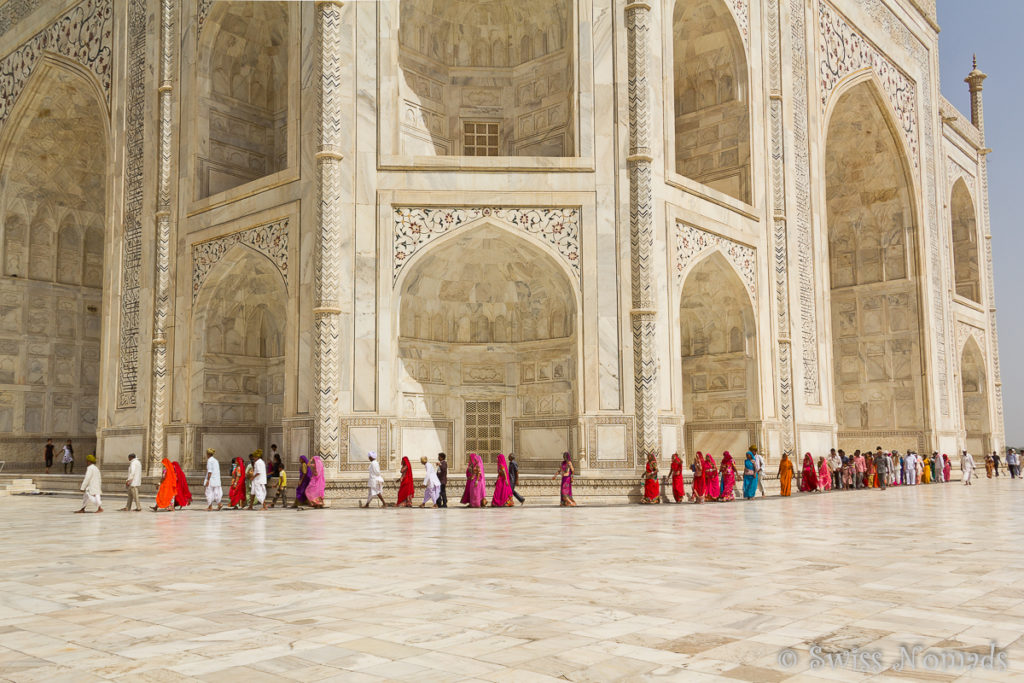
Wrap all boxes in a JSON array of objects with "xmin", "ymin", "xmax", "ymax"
[{"xmin": 0, "ymin": 480, "xmax": 1022, "ymax": 681}]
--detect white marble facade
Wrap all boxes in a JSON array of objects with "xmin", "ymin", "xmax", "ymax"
[{"xmin": 0, "ymin": 0, "xmax": 1003, "ymax": 480}]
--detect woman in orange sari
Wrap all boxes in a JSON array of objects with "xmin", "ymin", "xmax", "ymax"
[
  {"xmin": 777, "ymin": 453, "xmax": 794, "ymax": 496},
  {"xmin": 669, "ymin": 453, "xmax": 685, "ymax": 503},
  {"xmin": 228, "ymin": 457, "xmax": 246, "ymax": 508},
  {"xmin": 152, "ymin": 458, "xmax": 176, "ymax": 511},
  {"xmin": 641, "ymin": 453, "xmax": 660, "ymax": 503},
  {"xmin": 396, "ymin": 456, "xmax": 414, "ymax": 507}
]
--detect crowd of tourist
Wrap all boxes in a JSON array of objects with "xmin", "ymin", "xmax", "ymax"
[{"xmin": 65, "ymin": 439, "xmax": 1019, "ymax": 513}]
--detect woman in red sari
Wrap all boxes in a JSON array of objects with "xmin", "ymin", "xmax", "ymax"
[
  {"xmin": 171, "ymin": 461, "xmax": 192, "ymax": 508},
  {"xmin": 641, "ymin": 453, "xmax": 660, "ymax": 503},
  {"xmin": 228, "ymin": 457, "xmax": 246, "ymax": 508},
  {"xmin": 691, "ymin": 452, "xmax": 706, "ymax": 503},
  {"xmin": 669, "ymin": 453, "xmax": 685, "ymax": 503},
  {"xmin": 719, "ymin": 452, "xmax": 737, "ymax": 501},
  {"xmin": 396, "ymin": 456, "xmax": 414, "ymax": 507},
  {"xmin": 798, "ymin": 453, "xmax": 818, "ymax": 492},
  {"xmin": 703, "ymin": 452, "xmax": 720, "ymax": 501}
]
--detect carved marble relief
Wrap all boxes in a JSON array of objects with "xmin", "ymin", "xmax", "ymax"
[
  {"xmin": 191, "ymin": 219, "xmax": 289, "ymax": 302},
  {"xmin": 0, "ymin": 0, "xmax": 112, "ymax": 128},
  {"xmin": 674, "ymin": 223, "xmax": 755, "ymax": 302},
  {"xmin": 393, "ymin": 207, "xmax": 580, "ymax": 284},
  {"xmin": 818, "ymin": 1, "xmax": 918, "ymax": 168}
]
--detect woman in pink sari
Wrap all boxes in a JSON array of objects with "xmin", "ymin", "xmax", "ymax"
[
  {"xmin": 552, "ymin": 452, "xmax": 576, "ymax": 506},
  {"xmin": 718, "ymin": 452, "xmax": 737, "ymax": 501},
  {"xmin": 942, "ymin": 454, "xmax": 952, "ymax": 482},
  {"xmin": 817, "ymin": 456, "xmax": 832, "ymax": 491},
  {"xmin": 305, "ymin": 455, "xmax": 326, "ymax": 508},
  {"xmin": 491, "ymin": 454, "xmax": 514, "ymax": 507},
  {"xmin": 462, "ymin": 453, "xmax": 487, "ymax": 507},
  {"xmin": 703, "ymin": 452, "xmax": 720, "ymax": 501},
  {"xmin": 691, "ymin": 452, "xmax": 706, "ymax": 503}
]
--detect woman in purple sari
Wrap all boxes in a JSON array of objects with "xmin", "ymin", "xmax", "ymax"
[
  {"xmin": 304, "ymin": 455, "xmax": 326, "ymax": 508},
  {"xmin": 292, "ymin": 455, "xmax": 311, "ymax": 507},
  {"xmin": 552, "ymin": 452, "xmax": 577, "ymax": 506}
]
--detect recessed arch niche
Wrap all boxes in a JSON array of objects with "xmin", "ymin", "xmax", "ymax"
[
  {"xmin": 960, "ymin": 336, "xmax": 990, "ymax": 456},
  {"xmin": 679, "ymin": 251, "xmax": 759, "ymax": 456},
  {"xmin": 195, "ymin": 1, "xmax": 291, "ymax": 199},
  {"xmin": 672, "ymin": 0, "xmax": 751, "ymax": 203},
  {"xmin": 397, "ymin": 0, "xmax": 575, "ymax": 157},
  {"xmin": 396, "ymin": 224, "xmax": 578, "ymax": 470},
  {"xmin": 950, "ymin": 178, "xmax": 981, "ymax": 303},
  {"xmin": 191, "ymin": 246, "xmax": 286, "ymax": 436}
]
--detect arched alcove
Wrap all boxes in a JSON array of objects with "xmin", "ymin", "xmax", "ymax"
[
  {"xmin": 397, "ymin": 224, "xmax": 578, "ymax": 470},
  {"xmin": 825, "ymin": 81, "xmax": 926, "ymax": 447},
  {"xmin": 195, "ymin": 1, "xmax": 290, "ymax": 199},
  {"xmin": 191, "ymin": 246, "xmax": 287, "ymax": 433},
  {"xmin": 680, "ymin": 251, "xmax": 759, "ymax": 455},
  {"xmin": 960, "ymin": 337, "xmax": 990, "ymax": 456},
  {"xmin": 398, "ymin": 0, "xmax": 574, "ymax": 157},
  {"xmin": 0, "ymin": 61, "xmax": 108, "ymax": 456},
  {"xmin": 672, "ymin": 0, "xmax": 751, "ymax": 203},
  {"xmin": 950, "ymin": 178, "xmax": 981, "ymax": 303}
]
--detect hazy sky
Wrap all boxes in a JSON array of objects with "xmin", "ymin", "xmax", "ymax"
[{"xmin": 936, "ymin": 1, "xmax": 1022, "ymax": 445}]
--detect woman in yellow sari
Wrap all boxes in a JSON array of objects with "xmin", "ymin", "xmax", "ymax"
[
  {"xmin": 777, "ymin": 453, "xmax": 794, "ymax": 496},
  {"xmin": 922, "ymin": 454, "xmax": 932, "ymax": 483}
]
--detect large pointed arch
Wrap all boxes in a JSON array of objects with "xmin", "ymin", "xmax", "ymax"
[
  {"xmin": 680, "ymin": 251, "xmax": 759, "ymax": 457},
  {"xmin": 394, "ymin": 223, "xmax": 580, "ymax": 472},
  {"xmin": 824, "ymin": 79, "xmax": 927, "ymax": 452},
  {"xmin": 0, "ymin": 56, "xmax": 110, "ymax": 465},
  {"xmin": 671, "ymin": 0, "xmax": 751, "ymax": 203},
  {"xmin": 950, "ymin": 178, "xmax": 981, "ymax": 303}
]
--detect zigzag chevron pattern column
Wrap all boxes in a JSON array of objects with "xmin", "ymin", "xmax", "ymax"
[
  {"xmin": 313, "ymin": 0, "xmax": 344, "ymax": 468},
  {"xmin": 626, "ymin": 2, "xmax": 658, "ymax": 462},
  {"xmin": 767, "ymin": 0, "xmax": 795, "ymax": 452},
  {"xmin": 148, "ymin": 0, "xmax": 176, "ymax": 473}
]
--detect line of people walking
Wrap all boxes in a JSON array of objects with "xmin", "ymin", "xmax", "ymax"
[{"xmin": 69, "ymin": 444, "xmax": 1013, "ymax": 514}]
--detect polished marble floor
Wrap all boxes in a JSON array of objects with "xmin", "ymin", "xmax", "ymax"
[{"xmin": 0, "ymin": 478, "xmax": 1022, "ymax": 682}]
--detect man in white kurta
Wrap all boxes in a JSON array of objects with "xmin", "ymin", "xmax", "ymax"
[
  {"xmin": 204, "ymin": 448, "xmax": 223, "ymax": 510},
  {"xmin": 961, "ymin": 450, "xmax": 975, "ymax": 485},
  {"xmin": 121, "ymin": 453, "xmax": 142, "ymax": 511},
  {"xmin": 360, "ymin": 452, "xmax": 386, "ymax": 508},
  {"xmin": 251, "ymin": 451, "xmax": 268, "ymax": 510},
  {"xmin": 419, "ymin": 456, "xmax": 440, "ymax": 507},
  {"xmin": 76, "ymin": 455, "xmax": 103, "ymax": 513}
]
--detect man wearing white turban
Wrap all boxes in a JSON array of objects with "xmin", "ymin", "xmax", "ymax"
[{"xmin": 360, "ymin": 452, "xmax": 386, "ymax": 508}]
